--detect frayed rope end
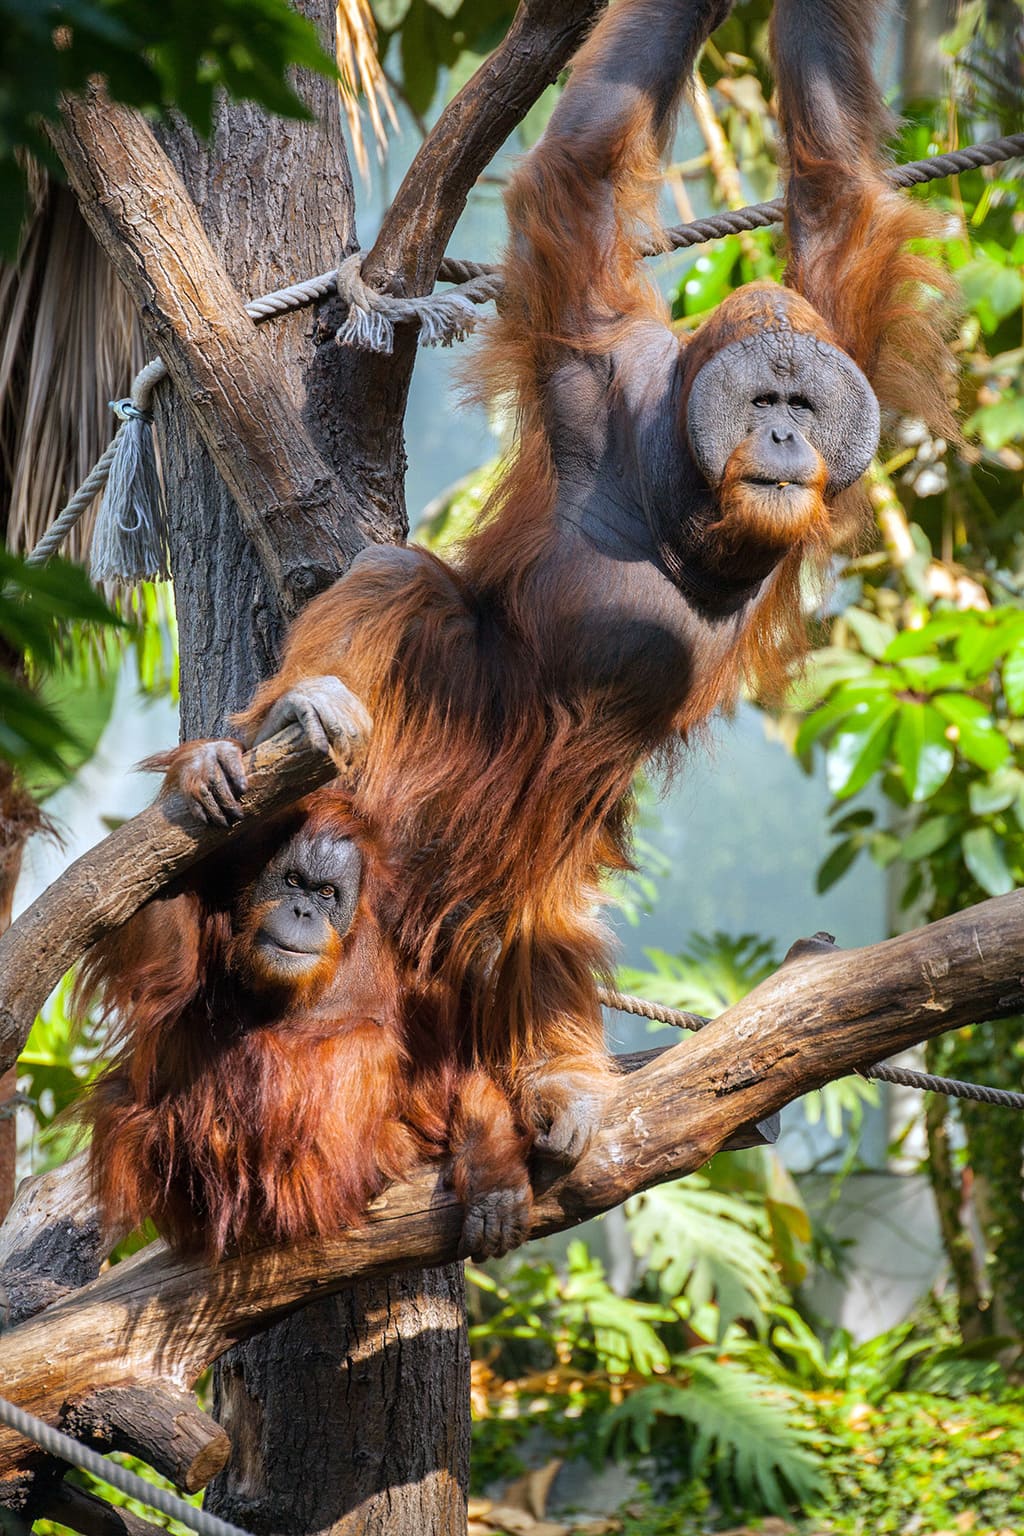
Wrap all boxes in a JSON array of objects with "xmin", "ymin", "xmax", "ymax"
[{"xmin": 89, "ymin": 401, "xmax": 171, "ymax": 585}]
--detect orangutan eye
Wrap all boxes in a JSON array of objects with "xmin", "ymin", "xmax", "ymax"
[
  {"xmin": 319, "ymin": 885, "xmax": 336, "ymax": 900},
  {"xmin": 285, "ymin": 873, "xmax": 300, "ymax": 887},
  {"xmin": 753, "ymin": 393, "xmax": 778, "ymax": 408},
  {"xmin": 789, "ymin": 394, "xmax": 815, "ymax": 412}
]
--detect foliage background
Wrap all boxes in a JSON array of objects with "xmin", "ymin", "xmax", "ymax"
[{"xmin": 3, "ymin": 0, "xmax": 1023, "ymax": 1532}]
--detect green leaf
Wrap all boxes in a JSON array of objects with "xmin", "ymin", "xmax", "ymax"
[
  {"xmin": 933, "ymin": 694, "xmax": 1010, "ymax": 772},
  {"xmin": 969, "ymin": 768, "xmax": 1024, "ymax": 817},
  {"xmin": 1003, "ymin": 639, "xmax": 1024, "ymax": 715},
  {"xmin": 843, "ymin": 607, "xmax": 898, "ymax": 660},
  {"xmin": 962, "ymin": 826, "xmax": 1016, "ymax": 897},
  {"xmin": 894, "ymin": 702, "xmax": 954, "ymax": 802},
  {"xmin": 830, "ymin": 808, "xmax": 876, "ymax": 832},
  {"xmin": 795, "ymin": 677, "xmax": 895, "ymax": 754},
  {"xmin": 901, "ymin": 814, "xmax": 960, "ymax": 860},
  {"xmin": 966, "ymin": 396, "xmax": 1024, "ymax": 450},
  {"xmin": 825, "ymin": 699, "xmax": 898, "ymax": 798},
  {"xmin": 604, "ymin": 1356, "xmax": 823, "ymax": 1512},
  {"xmin": 374, "ymin": 0, "xmax": 413, "ymax": 25},
  {"xmin": 627, "ymin": 1179, "xmax": 779, "ymax": 1337},
  {"xmin": 400, "ymin": 0, "xmax": 440, "ymax": 113},
  {"xmin": 958, "ymin": 255, "xmax": 1024, "ymax": 333},
  {"xmin": 816, "ymin": 838, "xmax": 860, "ymax": 893},
  {"xmin": 868, "ymin": 829, "xmax": 902, "ymax": 867},
  {"xmin": 957, "ymin": 615, "xmax": 1024, "ymax": 679}
]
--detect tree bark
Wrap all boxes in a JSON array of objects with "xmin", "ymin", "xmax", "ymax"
[
  {"xmin": 135, "ymin": 10, "xmax": 474, "ymax": 1531},
  {"xmin": 310, "ymin": 0, "xmax": 603, "ymax": 539},
  {"xmin": 0, "ymin": 768, "xmax": 40, "ymax": 1220}
]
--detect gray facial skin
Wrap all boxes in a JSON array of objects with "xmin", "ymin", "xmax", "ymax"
[
  {"xmin": 687, "ymin": 329, "xmax": 881, "ymax": 494},
  {"xmin": 250, "ymin": 830, "xmax": 363, "ymax": 967}
]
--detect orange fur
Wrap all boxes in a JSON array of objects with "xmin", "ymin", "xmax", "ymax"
[
  {"xmin": 233, "ymin": 0, "xmax": 955, "ymax": 1140},
  {"xmin": 75, "ymin": 780, "xmax": 531, "ymax": 1256}
]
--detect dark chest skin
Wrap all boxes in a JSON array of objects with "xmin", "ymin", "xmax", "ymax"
[{"xmin": 520, "ymin": 322, "xmax": 762, "ymax": 747}]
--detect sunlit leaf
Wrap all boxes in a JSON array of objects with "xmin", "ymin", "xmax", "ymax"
[
  {"xmin": 962, "ymin": 826, "xmax": 1016, "ymax": 896},
  {"xmin": 825, "ymin": 699, "xmax": 898, "ymax": 798},
  {"xmin": 894, "ymin": 702, "xmax": 954, "ymax": 802},
  {"xmin": 933, "ymin": 693, "xmax": 1010, "ymax": 772}
]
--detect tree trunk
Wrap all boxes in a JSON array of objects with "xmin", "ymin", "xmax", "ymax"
[
  {"xmin": 210, "ymin": 1270, "xmax": 470, "ymax": 1536},
  {"xmin": 153, "ymin": 12, "xmax": 471, "ymax": 1532}
]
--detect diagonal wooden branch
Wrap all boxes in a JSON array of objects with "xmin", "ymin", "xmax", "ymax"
[
  {"xmin": 1, "ymin": 886, "xmax": 1023, "ymax": 1491},
  {"xmin": 0, "ymin": 726, "xmax": 359, "ymax": 1076},
  {"xmin": 49, "ymin": 92, "xmax": 367, "ymax": 616},
  {"xmin": 363, "ymin": 0, "xmax": 604, "ymax": 292},
  {"xmin": 322, "ymin": 0, "xmax": 605, "ymax": 530}
]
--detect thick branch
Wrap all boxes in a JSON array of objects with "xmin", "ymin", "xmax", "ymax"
[
  {"xmin": 365, "ymin": 0, "xmax": 604, "ymax": 291},
  {"xmin": 318, "ymin": 0, "xmax": 604, "ymax": 535},
  {"xmin": 0, "ymin": 727, "xmax": 357, "ymax": 1075},
  {"xmin": 1, "ymin": 891, "xmax": 1022, "ymax": 1488},
  {"xmin": 50, "ymin": 93, "xmax": 366, "ymax": 615}
]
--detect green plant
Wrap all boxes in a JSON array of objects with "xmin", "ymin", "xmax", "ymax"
[
  {"xmin": 602, "ymin": 1355, "xmax": 823, "ymax": 1514},
  {"xmin": 0, "ymin": 549, "xmax": 122, "ymax": 775}
]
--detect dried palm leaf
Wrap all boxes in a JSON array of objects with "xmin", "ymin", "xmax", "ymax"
[
  {"xmin": 0, "ymin": 182, "xmax": 145, "ymax": 561},
  {"xmin": 335, "ymin": 0, "xmax": 398, "ymax": 179}
]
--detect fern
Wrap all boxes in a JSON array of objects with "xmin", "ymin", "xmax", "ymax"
[
  {"xmin": 627, "ymin": 1179, "xmax": 781, "ymax": 1337},
  {"xmin": 603, "ymin": 1353, "xmax": 824, "ymax": 1514},
  {"xmin": 618, "ymin": 931, "xmax": 779, "ymax": 1018}
]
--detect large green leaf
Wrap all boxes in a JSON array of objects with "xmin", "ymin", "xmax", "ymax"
[
  {"xmin": 933, "ymin": 693, "xmax": 1010, "ymax": 772},
  {"xmin": 894, "ymin": 702, "xmax": 954, "ymax": 802},
  {"xmin": 901, "ymin": 814, "xmax": 961, "ymax": 860},
  {"xmin": 627, "ymin": 1179, "xmax": 779, "ymax": 1338},
  {"xmin": 962, "ymin": 826, "xmax": 1016, "ymax": 897},
  {"xmin": 825, "ymin": 698, "xmax": 898, "ymax": 798},
  {"xmin": 795, "ymin": 677, "xmax": 895, "ymax": 755},
  {"xmin": 603, "ymin": 1356, "xmax": 823, "ymax": 1513}
]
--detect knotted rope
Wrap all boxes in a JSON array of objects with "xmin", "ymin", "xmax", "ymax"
[
  {"xmin": 25, "ymin": 132, "xmax": 1024, "ymax": 580},
  {"xmin": 334, "ymin": 252, "xmax": 503, "ymax": 354}
]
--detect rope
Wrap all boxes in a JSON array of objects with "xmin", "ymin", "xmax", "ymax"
[
  {"xmin": 334, "ymin": 252, "xmax": 503, "ymax": 354},
  {"xmin": 0, "ymin": 1394, "xmax": 253, "ymax": 1536},
  {"xmin": 597, "ymin": 985, "xmax": 1024, "ymax": 1111},
  {"xmin": 23, "ymin": 131, "xmax": 1024, "ymax": 568},
  {"xmin": 864, "ymin": 1060, "xmax": 1024, "ymax": 1110}
]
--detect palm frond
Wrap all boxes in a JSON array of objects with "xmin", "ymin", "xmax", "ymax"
[
  {"xmin": 335, "ymin": 0, "xmax": 398, "ymax": 178},
  {"xmin": 0, "ymin": 182, "xmax": 144, "ymax": 562}
]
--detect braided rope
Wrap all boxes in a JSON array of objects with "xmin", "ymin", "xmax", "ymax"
[
  {"xmin": 25, "ymin": 438, "xmax": 123, "ymax": 567},
  {"xmin": 865, "ymin": 1060, "xmax": 1024, "ymax": 1109},
  {"xmin": 24, "ymin": 132, "xmax": 1024, "ymax": 566},
  {"xmin": 597, "ymin": 985, "xmax": 1024, "ymax": 1111},
  {"xmin": 0, "ymin": 1393, "xmax": 253, "ymax": 1536}
]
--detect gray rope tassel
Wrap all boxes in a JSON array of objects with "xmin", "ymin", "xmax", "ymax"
[
  {"xmin": 89, "ymin": 359, "xmax": 170, "ymax": 585},
  {"xmin": 334, "ymin": 252, "xmax": 501, "ymax": 355}
]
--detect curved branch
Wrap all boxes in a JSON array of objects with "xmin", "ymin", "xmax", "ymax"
[
  {"xmin": 1, "ymin": 889, "xmax": 1022, "ymax": 1488},
  {"xmin": 364, "ymin": 0, "xmax": 604, "ymax": 292},
  {"xmin": 0, "ymin": 728, "xmax": 358, "ymax": 1076}
]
